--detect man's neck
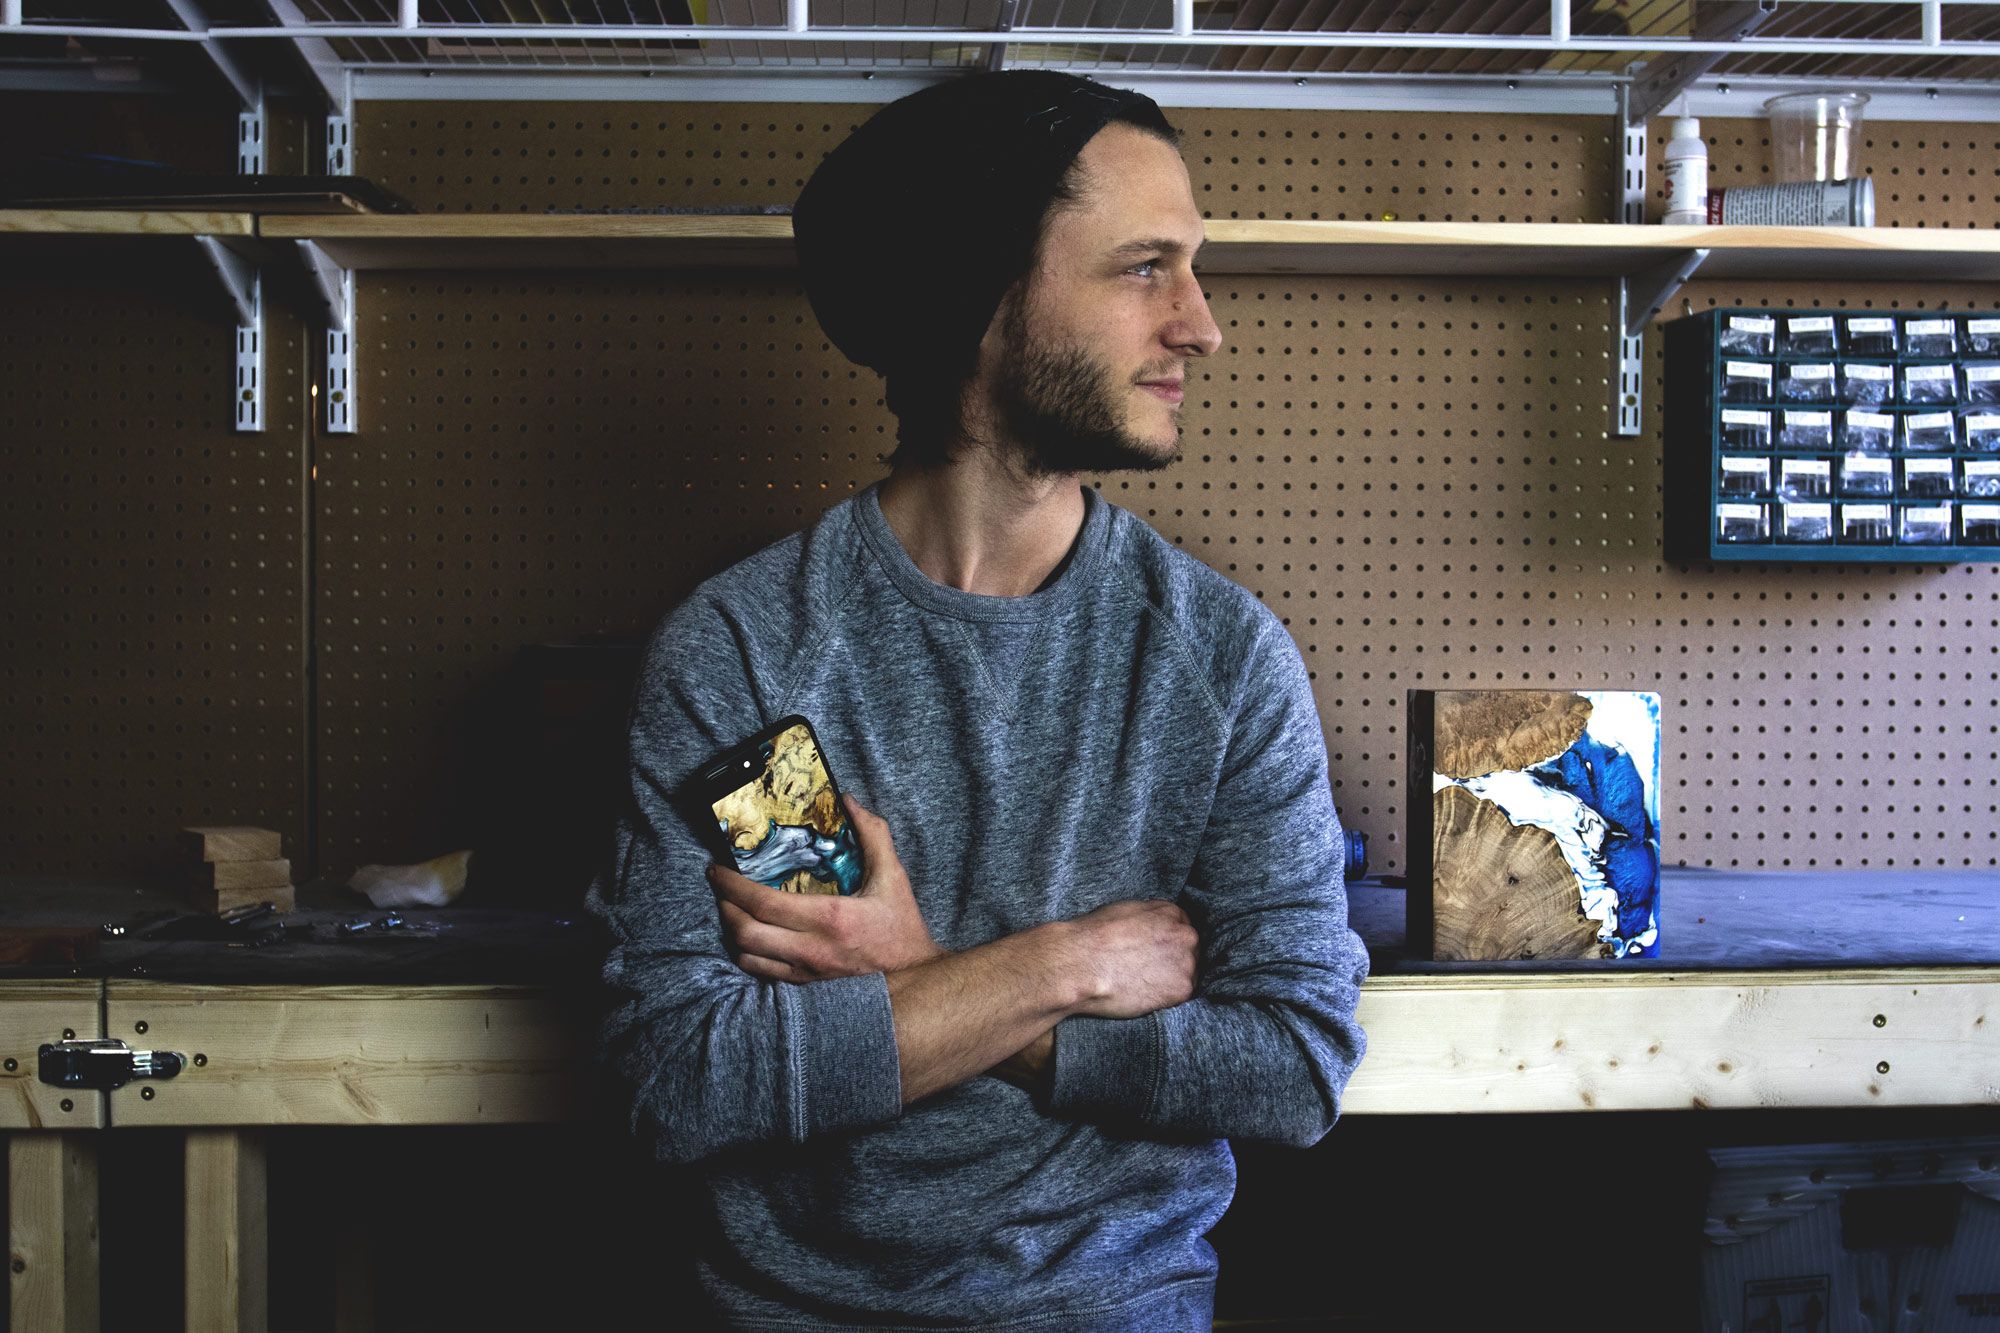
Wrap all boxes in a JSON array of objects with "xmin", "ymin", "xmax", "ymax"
[{"xmin": 875, "ymin": 452, "xmax": 1086, "ymax": 599}]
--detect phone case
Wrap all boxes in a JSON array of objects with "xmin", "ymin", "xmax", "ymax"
[{"xmin": 706, "ymin": 716, "xmax": 863, "ymax": 896}]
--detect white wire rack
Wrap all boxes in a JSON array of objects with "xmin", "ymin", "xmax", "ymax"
[{"xmin": 7, "ymin": 1, "xmax": 2000, "ymax": 112}]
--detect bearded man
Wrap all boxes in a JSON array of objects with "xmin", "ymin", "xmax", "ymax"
[{"xmin": 586, "ymin": 69, "xmax": 1370, "ymax": 1331}]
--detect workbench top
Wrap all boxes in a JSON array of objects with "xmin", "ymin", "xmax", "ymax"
[{"xmin": 0, "ymin": 865, "xmax": 1992, "ymax": 985}]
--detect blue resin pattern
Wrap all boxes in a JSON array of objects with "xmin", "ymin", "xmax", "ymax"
[
  {"xmin": 722, "ymin": 815, "xmax": 865, "ymax": 895},
  {"xmin": 1447, "ymin": 692, "xmax": 1661, "ymax": 958}
]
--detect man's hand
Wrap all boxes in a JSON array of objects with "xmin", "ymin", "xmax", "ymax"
[
  {"xmin": 1060, "ymin": 899, "xmax": 1200, "ymax": 1019},
  {"xmin": 709, "ymin": 792, "xmax": 947, "ymax": 982}
]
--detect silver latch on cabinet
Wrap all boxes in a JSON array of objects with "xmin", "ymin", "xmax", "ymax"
[{"xmin": 38, "ymin": 1039, "xmax": 186, "ymax": 1090}]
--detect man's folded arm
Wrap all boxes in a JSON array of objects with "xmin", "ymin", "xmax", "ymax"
[
  {"xmin": 1041, "ymin": 616, "xmax": 1371, "ymax": 1147},
  {"xmin": 583, "ymin": 604, "xmax": 907, "ymax": 1168}
]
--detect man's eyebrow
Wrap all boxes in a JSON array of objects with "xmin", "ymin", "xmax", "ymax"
[{"xmin": 1108, "ymin": 237, "xmax": 1207, "ymax": 261}]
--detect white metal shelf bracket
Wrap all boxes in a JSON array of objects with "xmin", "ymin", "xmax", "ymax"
[
  {"xmin": 326, "ymin": 115, "xmax": 352, "ymax": 175},
  {"xmin": 1614, "ymin": 248, "xmax": 1708, "ymax": 437},
  {"xmin": 237, "ymin": 105, "xmax": 266, "ymax": 175},
  {"xmin": 295, "ymin": 240, "xmax": 357, "ymax": 434},
  {"xmin": 195, "ymin": 236, "xmax": 264, "ymax": 433}
]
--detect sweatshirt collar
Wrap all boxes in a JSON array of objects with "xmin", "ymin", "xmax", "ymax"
[{"xmin": 854, "ymin": 479, "xmax": 1110, "ymax": 623}]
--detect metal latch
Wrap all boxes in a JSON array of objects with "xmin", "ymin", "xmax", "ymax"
[{"xmin": 38, "ymin": 1039, "xmax": 186, "ymax": 1090}]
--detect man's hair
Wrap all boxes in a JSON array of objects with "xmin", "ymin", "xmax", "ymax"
[
  {"xmin": 792, "ymin": 73, "xmax": 1184, "ymax": 470},
  {"xmin": 882, "ymin": 115, "xmax": 1185, "ymax": 473}
]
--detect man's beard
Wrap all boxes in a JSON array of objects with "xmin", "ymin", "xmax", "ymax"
[{"xmin": 990, "ymin": 291, "xmax": 1181, "ymax": 480}]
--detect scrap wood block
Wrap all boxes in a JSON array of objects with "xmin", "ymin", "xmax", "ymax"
[
  {"xmin": 1407, "ymin": 689, "xmax": 1662, "ymax": 962},
  {"xmin": 190, "ymin": 859, "xmax": 292, "ymax": 893},
  {"xmin": 190, "ymin": 883, "xmax": 295, "ymax": 917},
  {"xmin": 182, "ymin": 826, "xmax": 281, "ymax": 863}
]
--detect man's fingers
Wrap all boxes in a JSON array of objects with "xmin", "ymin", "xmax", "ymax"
[
  {"xmin": 734, "ymin": 951, "xmax": 810, "ymax": 984},
  {"xmin": 841, "ymin": 793, "xmax": 894, "ymax": 857},
  {"xmin": 722, "ymin": 904, "xmax": 821, "ymax": 966}
]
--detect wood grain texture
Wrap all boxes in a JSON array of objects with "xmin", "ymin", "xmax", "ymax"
[
  {"xmin": 187, "ymin": 884, "xmax": 296, "ymax": 917},
  {"xmin": 185, "ymin": 1129, "xmax": 266, "ymax": 1333},
  {"xmin": 0, "ymin": 984, "xmax": 106, "ymax": 1132},
  {"xmin": 7, "ymin": 1133, "xmax": 99, "ymax": 1333},
  {"xmin": 1343, "ymin": 968, "xmax": 2000, "ymax": 1114},
  {"xmin": 104, "ymin": 985, "xmax": 594, "ymax": 1127},
  {"xmin": 182, "ymin": 829, "xmax": 282, "ymax": 864},
  {"xmin": 190, "ymin": 861, "xmax": 291, "ymax": 892},
  {"xmin": 1431, "ymin": 785, "xmax": 1603, "ymax": 962},
  {"xmin": 249, "ymin": 215, "xmax": 2000, "ymax": 278},
  {"xmin": 1432, "ymin": 690, "xmax": 1590, "ymax": 779},
  {"xmin": 84, "ymin": 964, "xmax": 2000, "ymax": 1123},
  {"xmin": 0, "ymin": 209, "xmax": 255, "ymax": 236}
]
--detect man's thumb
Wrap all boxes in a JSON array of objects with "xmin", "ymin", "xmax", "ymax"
[{"xmin": 841, "ymin": 792, "xmax": 877, "ymax": 846}]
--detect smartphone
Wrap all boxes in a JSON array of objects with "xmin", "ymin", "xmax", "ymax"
[{"xmin": 690, "ymin": 714, "xmax": 864, "ymax": 896}]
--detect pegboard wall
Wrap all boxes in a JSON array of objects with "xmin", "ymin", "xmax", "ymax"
[{"xmin": 3, "ymin": 95, "xmax": 1997, "ymax": 889}]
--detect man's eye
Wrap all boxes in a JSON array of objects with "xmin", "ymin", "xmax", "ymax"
[{"xmin": 1127, "ymin": 260, "xmax": 1159, "ymax": 278}]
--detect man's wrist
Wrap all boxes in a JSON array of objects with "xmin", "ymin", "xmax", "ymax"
[{"xmin": 1021, "ymin": 919, "xmax": 1091, "ymax": 1017}]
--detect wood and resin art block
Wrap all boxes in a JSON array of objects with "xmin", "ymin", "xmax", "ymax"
[{"xmin": 1407, "ymin": 690, "xmax": 1661, "ymax": 962}]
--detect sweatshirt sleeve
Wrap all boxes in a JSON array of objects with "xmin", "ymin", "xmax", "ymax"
[
  {"xmin": 1042, "ymin": 610, "xmax": 1370, "ymax": 1147},
  {"xmin": 581, "ymin": 595, "xmax": 905, "ymax": 1167}
]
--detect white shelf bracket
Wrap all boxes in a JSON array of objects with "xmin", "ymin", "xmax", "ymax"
[
  {"xmin": 1613, "ymin": 248, "xmax": 1707, "ymax": 437},
  {"xmin": 296, "ymin": 240, "xmax": 357, "ymax": 434},
  {"xmin": 1616, "ymin": 80, "xmax": 1647, "ymax": 225},
  {"xmin": 195, "ymin": 236, "xmax": 264, "ymax": 433},
  {"xmin": 325, "ymin": 114, "xmax": 352, "ymax": 175},
  {"xmin": 237, "ymin": 105, "xmax": 266, "ymax": 175}
]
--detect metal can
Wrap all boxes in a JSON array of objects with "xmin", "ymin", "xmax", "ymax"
[{"xmin": 1705, "ymin": 178, "xmax": 1875, "ymax": 226}]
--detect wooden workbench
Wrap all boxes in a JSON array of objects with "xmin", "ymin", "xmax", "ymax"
[{"xmin": 0, "ymin": 867, "xmax": 1994, "ymax": 1330}]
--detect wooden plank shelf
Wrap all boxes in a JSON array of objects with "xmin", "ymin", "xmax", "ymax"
[
  {"xmin": 244, "ymin": 215, "xmax": 2000, "ymax": 279},
  {"xmin": 0, "ymin": 209, "xmax": 256, "ymax": 238}
]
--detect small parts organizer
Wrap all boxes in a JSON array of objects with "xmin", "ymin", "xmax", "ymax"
[{"xmin": 1665, "ymin": 308, "xmax": 2000, "ymax": 563}]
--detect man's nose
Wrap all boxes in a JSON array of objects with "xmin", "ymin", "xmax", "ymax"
[{"xmin": 1169, "ymin": 277, "xmax": 1222, "ymax": 359}]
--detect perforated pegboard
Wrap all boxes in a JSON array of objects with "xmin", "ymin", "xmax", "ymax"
[
  {"xmin": 4, "ymin": 94, "xmax": 1997, "ymax": 885},
  {"xmin": 0, "ymin": 94, "xmax": 316, "ymax": 879},
  {"xmin": 0, "ymin": 241, "xmax": 312, "ymax": 877},
  {"xmin": 358, "ymin": 104, "xmax": 1619, "ymax": 221},
  {"xmin": 311, "ymin": 102, "xmax": 1999, "ymax": 885}
]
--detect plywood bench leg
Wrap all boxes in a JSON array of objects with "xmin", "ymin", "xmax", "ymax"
[
  {"xmin": 7, "ymin": 1132, "xmax": 100, "ymax": 1333},
  {"xmin": 185, "ymin": 1129, "xmax": 266, "ymax": 1333}
]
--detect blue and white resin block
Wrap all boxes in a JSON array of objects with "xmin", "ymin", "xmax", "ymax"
[{"xmin": 1407, "ymin": 689, "xmax": 1662, "ymax": 962}]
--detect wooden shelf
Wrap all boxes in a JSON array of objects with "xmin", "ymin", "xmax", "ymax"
[
  {"xmin": 14, "ymin": 209, "xmax": 2000, "ymax": 282},
  {"xmin": 244, "ymin": 214, "xmax": 2000, "ymax": 279},
  {"xmin": 0, "ymin": 209, "xmax": 256, "ymax": 238}
]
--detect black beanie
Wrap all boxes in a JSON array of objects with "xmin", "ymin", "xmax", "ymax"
[{"xmin": 792, "ymin": 72, "xmax": 1178, "ymax": 390}]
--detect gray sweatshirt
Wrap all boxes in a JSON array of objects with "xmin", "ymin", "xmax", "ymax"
[{"xmin": 585, "ymin": 480, "xmax": 1370, "ymax": 1330}]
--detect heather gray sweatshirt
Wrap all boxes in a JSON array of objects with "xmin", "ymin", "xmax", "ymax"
[{"xmin": 585, "ymin": 480, "xmax": 1369, "ymax": 1330}]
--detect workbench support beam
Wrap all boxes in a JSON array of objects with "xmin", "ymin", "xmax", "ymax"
[
  {"xmin": 185, "ymin": 1129, "xmax": 267, "ymax": 1333},
  {"xmin": 7, "ymin": 1133, "xmax": 100, "ymax": 1333}
]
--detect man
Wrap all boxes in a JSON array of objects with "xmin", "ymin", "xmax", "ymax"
[{"xmin": 585, "ymin": 70, "xmax": 1369, "ymax": 1330}]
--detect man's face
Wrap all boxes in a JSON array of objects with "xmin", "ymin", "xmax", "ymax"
[{"xmin": 975, "ymin": 123, "xmax": 1222, "ymax": 479}]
